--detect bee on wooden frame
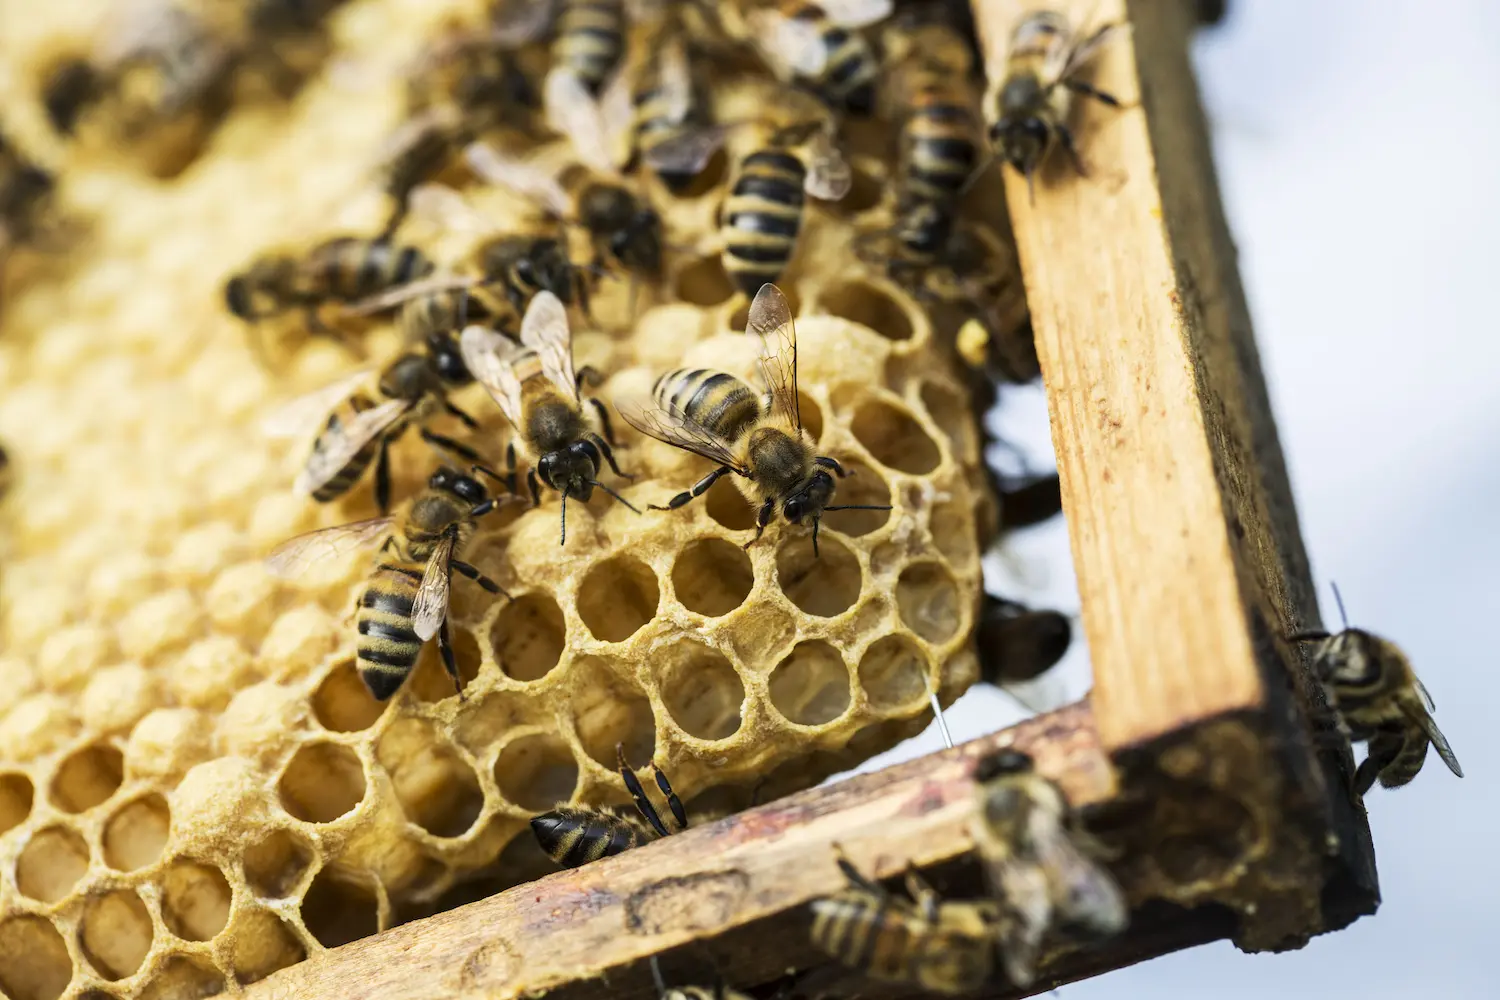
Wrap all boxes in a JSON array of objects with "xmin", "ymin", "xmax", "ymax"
[
  {"xmin": 261, "ymin": 344, "xmax": 485, "ymax": 515},
  {"xmin": 970, "ymin": 748, "xmax": 1127, "ymax": 987},
  {"xmin": 532, "ymin": 745, "xmax": 687, "ymax": 868},
  {"xmin": 265, "ymin": 465, "xmax": 511, "ymax": 700},
  {"xmin": 1291, "ymin": 583, "xmax": 1462, "ymax": 793},
  {"xmin": 617, "ymin": 283, "xmax": 889, "ymax": 556},
  {"xmin": 983, "ymin": 9, "xmax": 1124, "ymax": 197},
  {"xmin": 460, "ymin": 290, "xmax": 637, "ymax": 546},
  {"xmin": 810, "ymin": 845, "xmax": 1003, "ymax": 994}
]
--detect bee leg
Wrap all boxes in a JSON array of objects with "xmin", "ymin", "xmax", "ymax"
[
  {"xmin": 1356, "ymin": 730, "xmax": 1404, "ymax": 795},
  {"xmin": 435, "ymin": 613, "xmax": 466, "ymax": 700},
  {"xmin": 739, "ymin": 500, "xmax": 774, "ymax": 551},
  {"xmin": 829, "ymin": 846, "xmax": 885, "ymax": 896},
  {"xmin": 373, "ymin": 438, "xmax": 393, "ymax": 515},
  {"xmin": 576, "ymin": 365, "xmax": 605, "ymax": 391},
  {"xmin": 651, "ymin": 764, "xmax": 688, "ymax": 832},
  {"xmin": 506, "ymin": 442, "xmax": 520, "ymax": 496},
  {"xmin": 586, "ymin": 397, "xmax": 622, "ymax": 449},
  {"xmin": 442, "ymin": 401, "xmax": 480, "ymax": 430},
  {"xmin": 1063, "ymin": 78, "xmax": 1123, "ymax": 109},
  {"xmin": 451, "ymin": 560, "xmax": 510, "ymax": 599},
  {"xmin": 421, "ymin": 427, "xmax": 484, "ymax": 464},
  {"xmin": 527, "ymin": 468, "xmax": 543, "ymax": 507},
  {"xmin": 1055, "ymin": 123, "xmax": 1089, "ymax": 177},
  {"xmin": 591, "ymin": 435, "xmax": 633, "ymax": 485},
  {"xmin": 902, "ymin": 865, "xmax": 942, "ymax": 924},
  {"xmin": 648, "ymin": 465, "xmax": 733, "ymax": 511},
  {"xmin": 616, "ymin": 745, "xmax": 671, "ymax": 838},
  {"xmin": 814, "ymin": 456, "xmax": 848, "ymax": 478}
]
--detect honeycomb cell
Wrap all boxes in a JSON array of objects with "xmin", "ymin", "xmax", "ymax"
[
  {"xmin": 491, "ymin": 593, "xmax": 566, "ymax": 681},
  {"xmin": 172, "ymin": 636, "xmax": 257, "ymax": 710},
  {"xmin": 50, "ymin": 742, "xmax": 124, "ymax": 813},
  {"xmin": 930, "ymin": 496, "xmax": 977, "ymax": 564},
  {"xmin": 675, "ymin": 255, "xmax": 736, "ymax": 306},
  {"xmin": 138, "ymin": 955, "xmax": 226, "ymax": 1000},
  {"xmin": 919, "ymin": 380, "xmax": 974, "ymax": 452},
  {"xmin": 858, "ymin": 634, "xmax": 929, "ymax": 709},
  {"xmin": 278, "ymin": 742, "xmax": 367, "ymax": 823},
  {"xmin": 258, "ymin": 606, "xmax": 340, "ymax": 681},
  {"xmin": 820, "ymin": 460, "xmax": 892, "ymax": 537},
  {"xmin": 165, "ymin": 520, "xmax": 245, "ymax": 582},
  {"xmin": 896, "ymin": 562, "xmax": 962, "ymax": 643},
  {"xmin": 0, "ymin": 694, "xmax": 74, "ymax": 762},
  {"xmin": 116, "ymin": 588, "xmax": 203, "ymax": 660},
  {"xmin": 798, "ymin": 391, "xmax": 825, "ymax": 443},
  {"xmin": 81, "ymin": 663, "xmax": 160, "ymax": 735},
  {"xmin": 230, "ymin": 909, "xmax": 306, "ymax": 985},
  {"xmin": 0, "ymin": 915, "xmax": 71, "ymax": 1000},
  {"xmin": 704, "ymin": 475, "xmax": 756, "ymax": 531},
  {"xmin": 312, "ymin": 659, "xmax": 385, "ymax": 732},
  {"xmin": 0, "ymin": 772, "xmax": 33, "ymax": 834},
  {"xmin": 836, "ymin": 165, "xmax": 883, "ymax": 213},
  {"xmin": 300, "ymin": 867, "xmax": 379, "ymax": 949},
  {"xmin": 378, "ymin": 720, "xmax": 484, "ymax": 838},
  {"xmin": 203, "ymin": 561, "xmax": 281, "ymax": 634},
  {"xmin": 126, "ymin": 708, "xmax": 211, "ymax": 780},
  {"xmin": 776, "ymin": 535, "xmax": 861, "ymax": 617},
  {"xmin": 851, "ymin": 398, "xmax": 941, "ymax": 474},
  {"xmin": 571, "ymin": 667, "xmax": 655, "ymax": 769},
  {"xmin": 17, "ymin": 826, "xmax": 90, "ymax": 902},
  {"xmin": 103, "ymin": 794, "xmax": 171, "ymax": 871},
  {"xmin": 672, "ymin": 538, "xmax": 754, "ymax": 617},
  {"xmin": 817, "ymin": 281, "xmax": 913, "ymax": 341},
  {"xmin": 769, "ymin": 641, "xmax": 851, "ymax": 726},
  {"xmin": 409, "ymin": 627, "xmax": 482, "ymax": 703},
  {"xmin": 577, "ymin": 556, "xmax": 659, "ymax": 642},
  {"xmin": 34, "ymin": 624, "xmax": 114, "ymax": 693},
  {"xmin": 160, "ymin": 859, "xmax": 232, "ymax": 941},
  {"xmin": 80, "ymin": 888, "xmax": 153, "ymax": 979},
  {"xmin": 660, "ymin": 645, "xmax": 744, "ymax": 740},
  {"xmin": 242, "ymin": 829, "xmax": 314, "ymax": 899},
  {"xmin": 494, "ymin": 734, "xmax": 579, "ymax": 810}
]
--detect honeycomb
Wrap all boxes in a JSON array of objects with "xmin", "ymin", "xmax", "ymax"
[{"xmin": 0, "ymin": 1, "xmax": 1007, "ymax": 995}]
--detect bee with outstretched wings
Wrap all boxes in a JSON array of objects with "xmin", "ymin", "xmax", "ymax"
[{"xmin": 618, "ymin": 283, "xmax": 888, "ymax": 555}]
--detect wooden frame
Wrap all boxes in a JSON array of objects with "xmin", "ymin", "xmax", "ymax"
[{"xmin": 244, "ymin": 2, "xmax": 1377, "ymax": 997}]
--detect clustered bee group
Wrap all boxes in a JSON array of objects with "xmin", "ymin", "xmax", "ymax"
[{"xmin": 0, "ymin": 0, "xmax": 1458, "ymax": 995}]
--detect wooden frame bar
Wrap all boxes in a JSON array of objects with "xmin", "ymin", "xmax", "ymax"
[{"xmin": 244, "ymin": 2, "xmax": 1377, "ymax": 996}]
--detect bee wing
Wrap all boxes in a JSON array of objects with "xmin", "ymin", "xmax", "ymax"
[
  {"xmin": 751, "ymin": 10, "xmax": 828, "ymax": 77},
  {"xmin": 264, "ymin": 517, "xmax": 395, "ymax": 579},
  {"xmin": 544, "ymin": 69, "xmax": 620, "ymax": 176},
  {"xmin": 464, "ymin": 141, "xmax": 572, "ymax": 219},
  {"xmin": 460, "ymin": 324, "xmax": 528, "ymax": 427},
  {"xmin": 490, "ymin": 0, "xmax": 559, "ymax": 46},
  {"xmin": 407, "ymin": 182, "xmax": 498, "ymax": 237},
  {"xmin": 615, "ymin": 397, "xmax": 746, "ymax": 472},
  {"xmin": 748, "ymin": 283, "xmax": 802, "ymax": 432},
  {"xmin": 411, "ymin": 533, "xmax": 456, "ymax": 642},
  {"xmin": 803, "ymin": 136, "xmax": 852, "ymax": 201},
  {"xmin": 1412, "ymin": 674, "xmax": 1437, "ymax": 712},
  {"xmin": 293, "ymin": 398, "xmax": 412, "ymax": 498},
  {"xmin": 518, "ymin": 290, "xmax": 579, "ymax": 401},
  {"xmin": 981, "ymin": 854, "xmax": 1050, "ymax": 987},
  {"xmin": 373, "ymin": 105, "xmax": 459, "ymax": 169},
  {"xmin": 1061, "ymin": 22, "xmax": 1128, "ymax": 80},
  {"xmin": 819, "ymin": 0, "xmax": 894, "ymax": 29},
  {"xmin": 1403, "ymin": 696, "xmax": 1464, "ymax": 779},
  {"xmin": 1034, "ymin": 829, "xmax": 1128, "ymax": 939},
  {"xmin": 259, "ymin": 369, "xmax": 373, "ymax": 440},
  {"xmin": 644, "ymin": 125, "xmax": 730, "ymax": 175},
  {"xmin": 345, "ymin": 272, "xmax": 477, "ymax": 317},
  {"xmin": 657, "ymin": 36, "xmax": 695, "ymax": 125}
]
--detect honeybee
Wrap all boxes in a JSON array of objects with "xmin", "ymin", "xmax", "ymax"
[
  {"xmin": 224, "ymin": 235, "xmax": 435, "ymax": 354},
  {"xmin": 626, "ymin": 14, "xmax": 717, "ymax": 193},
  {"xmin": 377, "ymin": 19, "xmax": 539, "ymax": 235},
  {"xmin": 1291, "ymin": 585, "xmax": 1462, "ymax": 793},
  {"xmin": 460, "ymin": 290, "xmax": 636, "ymax": 545},
  {"xmin": 465, "ymin": 141, "xmax": 663, "ymax": 285},
  {"xmin": 618, "ymin": 283, "xmax": 888, "ymax": 554},
  {"xmin": 0, "ymin": 129, "xmax": 55, "ymax": 261},
  {"xmin": 262, "ymin": 347, "xmax": 484, "ymax": 515},
  {"xmin": 810, "ymin": 846, "xmax": 1002, "ymax": 994},
  {"xmin": 733, "ymin": 0, "xmax": 894, "ymax": 115},
  {"xmin": 266, "ymin": 466, "xmax": 509, "ymax": 700},
  {"xmin": 532, "ymin": 745, "xmax": 686, "ymax": 868},
  {"xmin": 984, "ymin": 10, "xmax": 1123, "ymax": 195},
  {"xmin": 970, "ymin": 748, "xmax": 1127, "ymax": 987},
  {"xmin": 977, "ymin": 596, "xmax": 1071, "ymax": 688},
  {"xmin": 882, "ymin": 17, "xmax": 984, "ymax": 209}
]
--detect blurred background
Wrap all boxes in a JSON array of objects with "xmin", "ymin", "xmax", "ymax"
[{"xmin": 845, "ymin": 1, "xmax": 1500, "ymax": 997}]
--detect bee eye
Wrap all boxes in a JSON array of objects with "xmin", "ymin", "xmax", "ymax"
[
  {"xmin": 610, "ymin": 230, "xmax": 631, "ymax": 255},
  {"xmin": 516, "ymin": 258, "xmax": 535, "ymax": 280}
]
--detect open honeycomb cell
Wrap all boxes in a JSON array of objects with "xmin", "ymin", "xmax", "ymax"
[{"xmin": 0, "ymin": 0, "xmax": 1000, "ymax": 992}]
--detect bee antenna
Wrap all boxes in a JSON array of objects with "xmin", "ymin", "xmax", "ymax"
[
  {"xmin": 823, "ymin": 504, "xmax": 893, "ymax": 511},
  {"xmin": 559, "ymin": 487, "xmax": 568, "ymax": 546},
  {"xmin": 589, "ymin": 479, "xmax": 641, "ymax": 514},
  {"xmin": 811, "ymin": 517, "xmax": 820, "ymax": 558},
  {"xmin": 1329, "ymin": 580, "xmax": 1350, "ymax": 630}
]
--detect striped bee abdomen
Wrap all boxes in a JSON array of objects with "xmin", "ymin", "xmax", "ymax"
[
  {"xmin": 554, "ymin": 0, "xmax": 625, "ymax": 95},
  {"xmin": 355, "ymin": 563, "xmax": 425, "ymax": 700},
  {"xmin": 531, "ymin": 807, "xmax": 647, "ymax": 867},
  {"xmin": 721, "ymin": 149, "xmax": 807, "ymax": 295},
  {"xmin": 307, "ymin": 396, "xmax": 384, "ymax": 503},
  {"xmin": 652, "ymin": 368, "xmax": 761, "ymax": 442},
  {"xmin": 904, "ymin": 92, "xmax": 980, "ymax": 202}
]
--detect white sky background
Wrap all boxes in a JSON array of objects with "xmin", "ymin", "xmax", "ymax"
[{"xmin": 840, "ymin": 2, "xmax": 1500, "ymax": 996}]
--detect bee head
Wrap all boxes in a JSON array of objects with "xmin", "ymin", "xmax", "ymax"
[
  {"xmin": 41, "ymin": 57, "xmax": 100, "ymax": 135},
  {"xmin": 896, "ymin": 200, "xmax": 953, "ymax": 257},
  {"xmin": 429, "ymin": 467, "xmax": 487, "ymax": 506},
  {"xmin": 539, "ymin": 444, "xmax": 599, "ymax": 502},
  {"xmin": 782, "ymin": 469, "xmax": 837, "ymax": 526},
  {"xmin": 990, "ymin": 114, "xmax": 1051, "ymax": 178},
  {"xmin": 520, "ymin": 241, "xmax": 576, "ymax": 304},
  {"xmin": 379, "ymin": 352, "xmax": 440, "ymax": 400},
  {"xmin": 1315, "ymin": 628, "xmax": 1387, "ymax": 691},
  {"xmin": 973, "ymin": 748, "xmax": 1035, "ymax": 783},
  {"xmin": 842, "ymin": 82, "xmax": 876, "ymax": 117},
  {"xmin": 425, "ymin": 331, "xmax": 473, "ymax": 387},
  {"xmin": 224, "ymin": 256, "xmax": 296, "ymax": 320}
]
